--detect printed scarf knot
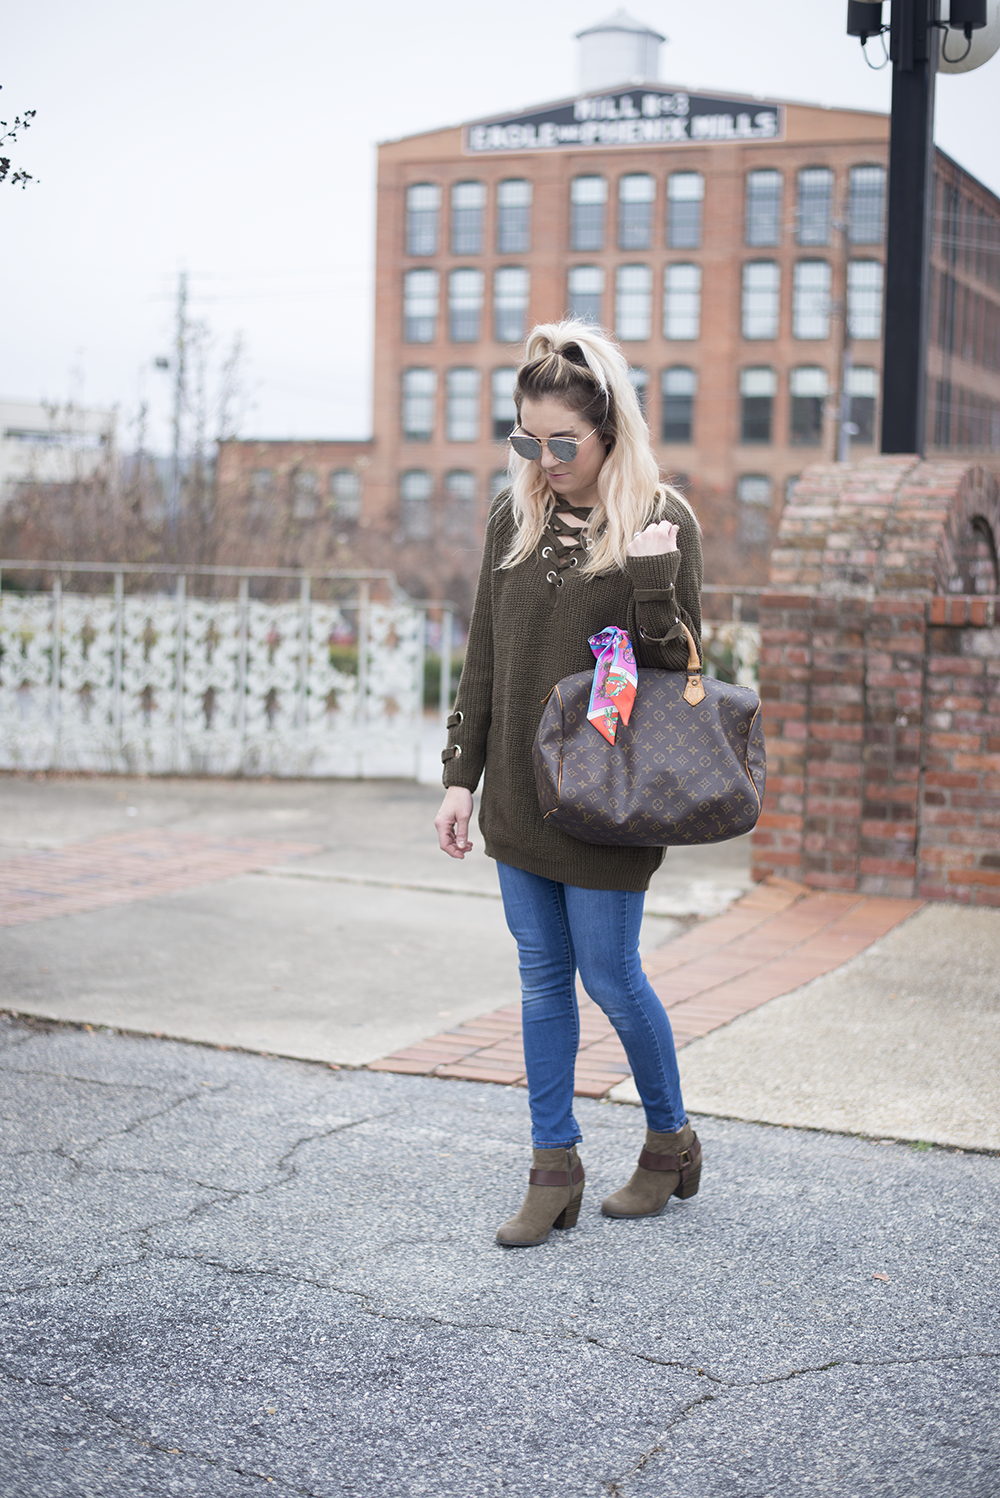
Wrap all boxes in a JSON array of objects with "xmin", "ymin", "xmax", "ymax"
[{"xmin": 587, "ymin": 627, "xmax": 637, "ymax": 744}]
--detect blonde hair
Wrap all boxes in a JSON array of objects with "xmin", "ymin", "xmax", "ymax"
[{"xmin": 499, "ymin": 319, "xmax": 696, "ymax": 576}]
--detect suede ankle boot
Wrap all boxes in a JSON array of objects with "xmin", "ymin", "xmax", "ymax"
[
  {"xmin": 600, "ymin": 1123, "xmax": 701, "ymax": 1219},
  {"xmin": 495, "ymin": 1146, "xmax": 585, "ymax": 1248}
]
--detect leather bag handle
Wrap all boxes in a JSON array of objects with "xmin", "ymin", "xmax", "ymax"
[{"xmin": 679, "ymin": 621, "xmax": 705, "ymax": 705}]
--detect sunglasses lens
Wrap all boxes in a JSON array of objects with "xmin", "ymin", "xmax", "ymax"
[
  {"xmin": 509, "ymin": 435, "xmax": 541, "ymax": 459},
  {"xmin": 547, "ymin": 439, "xmax": 579, "ymax": 462}
]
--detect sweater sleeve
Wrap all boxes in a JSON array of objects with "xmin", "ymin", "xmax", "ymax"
[
  {"xmin": 441, "ymin": 509, "xmax": 501, "ymax": 791},
  {"xmin": 625, "ymin": 500, "xmax": 703, "ymax": 672}
]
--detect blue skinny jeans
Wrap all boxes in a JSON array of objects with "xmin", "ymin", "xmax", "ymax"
[{"xmin": 496, "ymin": 862, "xmax": 687, "ymax": 1149}]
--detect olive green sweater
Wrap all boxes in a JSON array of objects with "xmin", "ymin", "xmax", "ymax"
[{"xmin": 442, "ymin": 493, "xmax": 703, "ymax": 891}]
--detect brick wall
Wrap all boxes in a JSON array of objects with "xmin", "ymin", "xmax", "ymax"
[{"xmin": 751, "ymin": 457, "xmax": 1000, "ymax": 904}]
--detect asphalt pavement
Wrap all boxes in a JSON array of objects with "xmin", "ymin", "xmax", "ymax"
[{"xmin": 1, "ymin": 771, "xmax": 998, "ymax": 1496}]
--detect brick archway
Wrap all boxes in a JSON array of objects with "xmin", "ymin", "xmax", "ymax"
[{"xmin": 752, "ymin": 458, "xmax": 1000, "ymax": 905}]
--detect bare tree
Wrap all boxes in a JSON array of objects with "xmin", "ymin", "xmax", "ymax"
[{"xmin": 0, "ymin": 87, "xmax": 37, "ymax": 188}]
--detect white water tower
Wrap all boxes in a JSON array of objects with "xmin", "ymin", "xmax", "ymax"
[{"xmin": 576, "ymin": 9, "xmax": 666, "ymax": 92}]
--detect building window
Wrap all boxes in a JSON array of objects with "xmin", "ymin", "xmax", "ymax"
[
  {"xmin": 628, "ymin": 366, "xmax": 649, "ymax": 415},
  {"xmin": 446, "ymin": 367, "xmax": 481, "ymax": 441},
  {"xmin": 497, "ymin": 179, "xmax": 532, "ymax": 254},
  {"xmin": 849, "ymin": 165, "xmax": 886, "ymax": 245},
  {"xmin": 451, "ymin": 181, "xmax": 485, "ymax": 255},
  {"xmin": 746, "ymin": 170, "xmax": 783, "ymax": 247},
  {"xmin": 330, "ymin": 469, "xmax": 362, "ymax": 521},
  {"xmin": 403, "ymin": 269, "xmax": 439, "ymax": 343},
  {"xmin": 737, "ymin": 474, "xmax": 773, "ymax": 546},
  {"xmin": 792, "ymin": 261, "xmax": 831, "ymax": 339},
  {"xmin": 290, "ymin": 469, "xmax": 319, "ymax": 521},
  {"xmin": 661, "ymin": 367, "xmax": 696, "ymax": 442},
  {"xmin": 443, "ymin": 469, "xmax": 477, "ymax": 538},
  {"xmin": 248, "ymin": 469, "xmax": 273, "ymax": 519},
  {"xmin": 568, "ymin": 265, "xmax": 604, "ymax": 323},
  {"xmin": 797, "ymin": 167, "xmax": 833, "ymax": 246},
  {"xmin": 742, "ymin": 262, "xmax": 780, "ymax": 340},
  {"xmin": 847, "ymin": 260, "xmax": 884, "ymax": 340},
  {"xmin": 406, "ymin": 183, "xmax": 440, "ymax": 256},
  {"xmin": 401, "ymin": 368, "xmax": 436, "ymax": 441},
  {"xmin": 494, "ymin": 266, "xmax": 529, "ymax": 343},
  {"xmin": 668, "ymin": 172, "xmax": 704, "ymax": 249},
  {"xmin": 663, "ymin": 263, "xmax": 701, "ymax": 340},
  {"xmin": 571, "ymin": 176, "xmax": 607, "ymax": 252},
  {"xmin": 489, "ymin": 469, "xmax": 510, "ymax": 501},
  {"xmin": 618, "ymin": 174, "xmax": 655, "ymax": 250},
  {"xmin": 790, "ymin": 366, "xmax": 829, "ymax": 445},
  {"xmin": 448, "ymin": 269, "xmax": 484, "ymax": 342},
  {"xmin": 740, "ymin": 367, "xmax": 777, "ymax": 444},
  {"xmin": 491, "ymin": 367, "xmax": 517, "ymax": 441},
  {"xmin": 847, "ymin": 366, "xmax": 878, "ymax": 444},
  {"xmin": 400, "ymin": 470, "xmax": 433, "ymax": 541},
  {"xmin": 616, "ymin": 264, "xmax": 652, "ymax": 340}
]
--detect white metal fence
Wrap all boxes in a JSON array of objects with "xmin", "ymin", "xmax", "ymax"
[{"xmin": 0, "ymin": 563, "xmax": 455, "ymax": 778}]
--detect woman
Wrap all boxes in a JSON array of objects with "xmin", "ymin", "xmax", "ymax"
[{"xmin": 434, "ymin": 320, "xmax": 703, "ymax": 1248}]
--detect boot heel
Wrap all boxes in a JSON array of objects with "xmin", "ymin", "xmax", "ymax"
[
  {"xmin": 673, "ymin": 1159, "xmax": 702, "ymax": 1200},
  {"xmin": 553, "ymin": 1190, "xmax": 584, "ymax": 1229}
]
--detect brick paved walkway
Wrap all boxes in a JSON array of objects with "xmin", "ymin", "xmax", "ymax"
[
  {"xmin": 0, "ymin": 830, "xmax": 321, "ymax": 926},
  {"xmin": 367, "ymin": 879, "xmax": 924, "ymax": 1098}
]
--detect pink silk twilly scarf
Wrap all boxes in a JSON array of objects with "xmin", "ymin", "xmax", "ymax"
[{"xmin": 587, "ymin": 627, "xmax": 638, "ymax": 744}]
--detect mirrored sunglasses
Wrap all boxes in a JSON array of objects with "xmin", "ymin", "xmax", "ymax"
[{"xmin": 508, "ymin": 427, "xmax": 598, "ymax": 463}]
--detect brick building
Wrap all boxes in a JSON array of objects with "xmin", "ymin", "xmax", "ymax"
[{"xmin": 221, "ymin": 14, "xmax": 1000, "ymax": 609}]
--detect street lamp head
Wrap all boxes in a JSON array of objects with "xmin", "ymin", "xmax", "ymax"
[{"xmin": 847, "ymin": 0, "xmax": 883, "ymax": 42}]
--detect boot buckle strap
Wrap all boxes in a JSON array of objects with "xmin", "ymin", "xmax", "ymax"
[
  {"xmin": 529, "ymin": 1162, "xmax": 584, "ymax": 1188},
  {"xmin": 638, "ymin": 1137, "xmax": 702, "ymax": 1177}
]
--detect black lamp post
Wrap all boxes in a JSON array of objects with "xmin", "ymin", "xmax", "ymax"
[{"xmin": 847, "ymin": 0, "xmax": 987, "ymax": 455}]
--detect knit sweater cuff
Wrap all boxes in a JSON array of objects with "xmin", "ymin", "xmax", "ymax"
[{"xmin": 625, "ymin": 550, "xmax": 682, "ymax": 596}]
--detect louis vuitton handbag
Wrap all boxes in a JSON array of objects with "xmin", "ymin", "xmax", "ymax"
[{"xmin": 532, "ymin": 624, "xmax": 766, "ymax": 848}]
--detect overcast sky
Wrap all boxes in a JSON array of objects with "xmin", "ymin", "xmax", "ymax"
[{"xmin": 2, "ymin": 0, "xmax": 997, "ymax": 450}]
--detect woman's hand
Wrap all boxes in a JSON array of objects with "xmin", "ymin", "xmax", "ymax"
[
  {"xmin": 627, "ymin": 520, "xmax": 679, "ymax": 557},
  {"xmin": 435, "ymin": 786, "xmax": 474, "ymax": 859}
]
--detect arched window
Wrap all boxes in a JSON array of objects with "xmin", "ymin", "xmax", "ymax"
[
  {"xmin": 618, "ymin": 174, "xmax": 655, "ymax": 250},
  {"xmin": 742, "ymin": 262, "xmax": 780, "ymax": 339},
  {"xmin": 661, "ymin": 367, "xmax": 696, "ymax": 443},
  {"xmin": 847, "ymin": 261, "xmax": 884, "ymax": 340},
  {"xmin": 616, "ymin": 265, "xmax": 652, "ymax": 340},
  {"xmin": 663, "ymin": 264, "xmax": 701, "ymax": 340},
  {"xmin": 571, "ymin": 176, "xmax": 607, "ymax": 252},
  {"xmin": 745, "ymin": 170, "xmax": 783, "ymax": 247},
  {"xmin": 849, "ymin": 165, "xmax": 886, "ymax": 245},
  {"xmin": 847, "ymin": 366, "xmax": 879, "ymax": 444},
  {"xmin": 493, "ymin": 267, "xmax": 529, "ymax": 343},
  {"xmin": 790, "ymin": 367, "xmax": 829, "ymax": 445},
  {"xmin": 401, "ymin": 369, "xmax": 436, "ymax": 441},
  {"xmin": 740, "ymin": 367, "xmax": 777, "ymax": 444},
  {"xmin": 567, "ymin": 265, "xmax": 604, "ymax": 323},
  {"xmin": 451, "ymin": 181, "xmax": 486, "ymax": 255},
  {"xmin": 400, "ymin": 470, "xmax": 433, "ymax": 540},
  {"xmin": 330, "ymin": 469, "xmax": 362, "ymax": 521},
  {"xmin": 403, "ymin": 270, "xmax": 439, "ymax": 343},
  {"xmin": 668, "ymin": 173, "xmax": 704, "ymax": 249},
  {"xmin": 497, "ymin": 179, "xmax": 532, "ymax": 254},
  {"xmin": 792, "ymin": 261, "xmax": 831, "ymax": 339},
  {"xmin": 737, "ymin": 474, "xmax": 773, "ymax": 546},
  {"xmin": 797, "ymin": 168, "xmax": 833, "ymax": 246},
  {"xmin": 448, "ymin": 269, "xmax": 484, "ymax": 342},
  {"xmin": 406, "ymin": 183, "xmax": 440, "ymax": 256},
  {"xmin": 491, "ymin": 368, "xmax": 517, "ymax": 441},
  {"xmin": 446, "ymin": 368, "xmax": 481, "ymax": 442}
]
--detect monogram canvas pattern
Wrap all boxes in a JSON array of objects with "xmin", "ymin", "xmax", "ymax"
[{"xmin": 533, "ymin": 669, "xmax": 767, "ymax": 848}]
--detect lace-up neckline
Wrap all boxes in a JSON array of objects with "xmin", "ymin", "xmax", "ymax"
[{"xmin": 540, "ymin": 502, "xmax": 595, "ymax": 585}]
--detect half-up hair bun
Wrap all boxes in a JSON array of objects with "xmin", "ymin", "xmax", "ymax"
[{"xmin": 503, "ymin": 317, "xmax": 698, "ymax": 577}]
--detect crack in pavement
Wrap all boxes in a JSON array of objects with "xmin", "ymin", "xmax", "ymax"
[
  {"xmin": 0, "ymin": 1364, "xmax": 322, "ymax": 1497},
  {"xmin": 600, "ymin": 1348, "xmax": 1000, "ymax": 1494}
]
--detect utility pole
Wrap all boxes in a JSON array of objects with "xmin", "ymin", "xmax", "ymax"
[
  {"xmin": 879, "ymin": 0, "xmax": 937, "ymax": 455},
  {"xmin": 168, "ymin": 270, "xmax": 188, "ymax": 540}
]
